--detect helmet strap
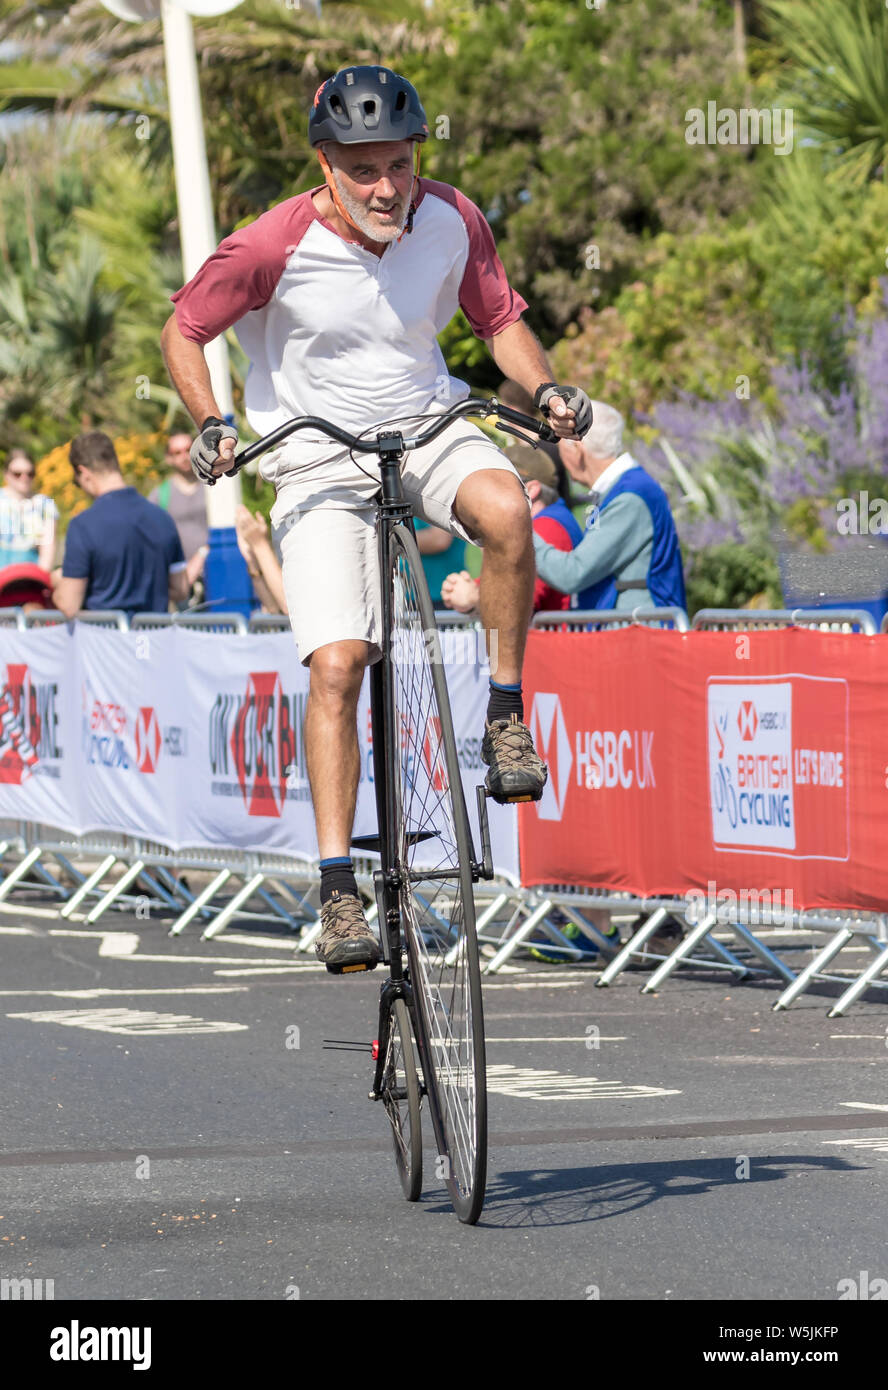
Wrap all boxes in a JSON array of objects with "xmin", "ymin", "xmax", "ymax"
[
  {"xmin": 316, "ymin": 144, "xmax": 422, "ymax": 245},
  {"xmin": 396, "ymin": 145, "xmax": 422, "ymax": 243},
  {"xmin": 316, "ymin": 149, "xmax": 367, "ymax": 238}
]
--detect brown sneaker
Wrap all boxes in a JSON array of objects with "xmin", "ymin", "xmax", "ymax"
[
  {"xmin": 481, "ymin": 714, "xmax": 548, "ymax": 804},
  {"xmin": 316, "ymin": 890, "xmax": 380, "ymax": 975}
]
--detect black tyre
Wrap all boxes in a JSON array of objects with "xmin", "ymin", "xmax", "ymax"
[
  {"xmin": 381, "ymin": 996, "xmax": 423, "ymax": 1202},
  {"xmin": 386, "ymin": 523, "xmax": 487, "ymax": 1224}
]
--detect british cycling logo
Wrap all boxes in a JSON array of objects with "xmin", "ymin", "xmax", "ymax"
[
  {"xmin": 81, "ymin": 681, "xmax": 184, "ymax": 775},
  {"xmin": 708, "ymin": 681, "xmax": 795, "ymax": 850},
  {"xmin": 529, "ymin": 692, "xmax": 573, "ymax": 821},
  {"xmin": 208, "ymin": 671, "xmax": 305, "ymax": 817}
]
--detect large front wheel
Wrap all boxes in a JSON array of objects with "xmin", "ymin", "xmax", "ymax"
[{"xmin": 387, "ymin": 523, "xmax": 487, "ymax": 1225}]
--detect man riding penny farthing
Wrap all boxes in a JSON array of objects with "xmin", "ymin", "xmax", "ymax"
[{"xmin": 161, "ymin": 65, "xmax": 592, "ymax": 973}]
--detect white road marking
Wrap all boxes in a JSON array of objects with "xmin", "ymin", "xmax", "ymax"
[
  {"xmin": 215, "ymin": 932, "xmax": 313, "ymax": 951},
  {"xmin": 214, "ymin": 964, "xmax": 327, "ymax": 977},
  {"xmin": 0, "ymin": 987, "xmax": 247, "ymax": 998},
  {"xmin": 0, "ymin": 924, "xmax": 38, "ymax": 935},
  {"xmin": 840, "ymin": 1102, "xmax": 888, "ymax": 1112},
  {"xmin": 485, "ymin": 1062, "xmax": 680, "ymax": 1101},
  {"xmin": 0, "ymin": 907, "xmax": 62, "ymax": 921},
  {"xmin": 830, "ymin": 1035, "xmax": 885, "ymax": 1041},
  {"xmin": 486, "ymin": 1036, "xmax": 627, "ymax": 1043},
  {"xmin": 823, "ymin": 1137, "xmax": 888, "ymax": 1154},
  {"xmin": 484, "ymin": 979, "xmax": 595, "ymax": 990},
  {"xmin": 98, "ymin": 933, "xmax": 140, "ymax": 957},
  {"xmin": 8, "ymin": 1008, "xmax": 248, "ymax": 1035},
  {"xmin": 102, "ymin": 953, "xmax": 298, "ymax": 966}
]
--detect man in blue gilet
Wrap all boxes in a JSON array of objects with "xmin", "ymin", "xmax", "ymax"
[{"xmin": 532, "ymin": 400, "xmax": 686, "ymax": 613}]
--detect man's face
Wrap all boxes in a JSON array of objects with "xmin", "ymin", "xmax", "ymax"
[
  {"xmin": 166, "ymin": 434, "xmax": 193, "ymax": 476},
  {"xmin": 325, "ymin": 140, "xmax": 416, "ymax": 242}
]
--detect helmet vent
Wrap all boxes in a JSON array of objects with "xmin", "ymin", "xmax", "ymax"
[
  {"xmin": 329, "ymin": 94, "xmax": 344, "ymax": 114},
  {"xmin": 394, "ymin": 91, "xmax": 407, "ymax": 111},
  {"xmin": 363, "ymin": 99, "xmax": 377, "ymax": 115}
]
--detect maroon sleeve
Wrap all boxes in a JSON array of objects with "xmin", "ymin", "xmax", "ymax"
[
  {"xmin": 454, "ymin": 188, "xmax": 528, "ymax": 338},
  {"xmin": 419, "ymin": 181, "xmax": 528, "ymax": 339},
  {"xmin": 169, "ymin": 194, "xmax": 316, "ymax": 345}
]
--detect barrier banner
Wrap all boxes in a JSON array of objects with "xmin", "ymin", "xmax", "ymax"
[
  {"xmin": 178, "ymin": 630, "xmax": 316, "ymax": 857},
  {"xmin": 76, "ymin": 626, "xmax": 185, "ymax": 842},
  {"xmin": 0, "ymin": 625, "xmax": 519, "ymax": 874},
  {"xmin": 0, "ymin": 626, "xmax": 80, "ymax": 831},
  {"xmin": 521, "ymin": 627, "xmax": 888, "ymax": 912}
]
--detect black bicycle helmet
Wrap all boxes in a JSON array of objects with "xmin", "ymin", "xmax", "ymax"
[{"xmin": 309, "ymin": 66, "xmax": 429, "ymax": 146}]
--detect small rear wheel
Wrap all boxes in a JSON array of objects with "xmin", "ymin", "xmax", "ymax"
[{"xmin": 381, "ymin": 996, "xmax": 423, "ymax": 1202}]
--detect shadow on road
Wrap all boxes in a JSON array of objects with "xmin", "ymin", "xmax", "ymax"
[{"xmin": 426, "ymin": 1153, "xmax": 864, "ymax": 1228}]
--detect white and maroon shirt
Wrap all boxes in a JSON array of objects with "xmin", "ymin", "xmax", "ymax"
[{"xmin": 171, "ymin": 179, "xmax": 528, "ymax": 441}]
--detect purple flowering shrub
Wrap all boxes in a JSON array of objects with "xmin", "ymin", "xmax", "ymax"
[{"xmin": 631, "ymin": 288, "xmax": 888, "ymax": 609}]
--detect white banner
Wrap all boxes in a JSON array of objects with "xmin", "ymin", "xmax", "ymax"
[
  {"xmin": 76, "ymin": 627, "xmax": 187, "ymax": 842},
  {"xmin": 0, "ymin": 627, "xmax": 80, "ymax": 832},
  {"xmin": 0, "ymin": 626, "xmax": 519, "ymax": 878},
  {"xmin": 178, "ymin": 630, "xmax": 316, "ymax": 857}
]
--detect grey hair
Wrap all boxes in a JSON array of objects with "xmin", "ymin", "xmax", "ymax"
[{"xmin": 582, "ymin": 402, "xmax": 624, "ymax": 462}]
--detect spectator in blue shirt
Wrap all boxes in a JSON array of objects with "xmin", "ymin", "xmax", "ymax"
[
  {"xmin": 51, "ymin": 431, "xmax": 188, "ymax": 620},
  {"xmin": 533, "ymin": 401, "xmax": 686, "ymax": 612}
]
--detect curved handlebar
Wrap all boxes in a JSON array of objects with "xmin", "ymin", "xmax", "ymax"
[{"xmin": 222, "ymin": 396, "xmax": 559, "ymax": 479}]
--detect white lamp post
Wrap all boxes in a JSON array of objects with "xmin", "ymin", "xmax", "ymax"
[{"xmin": 101, "ymin": 0, "xmax": 252, "ymax": 610}]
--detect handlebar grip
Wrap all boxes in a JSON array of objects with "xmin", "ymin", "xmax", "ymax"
[{"xmin": 493, "ymin": 401, "xmax": 560, "ymax": 445}]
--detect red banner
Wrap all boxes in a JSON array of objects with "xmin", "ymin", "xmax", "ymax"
[{"xmin": 520, "ymin": 627, "xmax": 888, "ymax": 912}]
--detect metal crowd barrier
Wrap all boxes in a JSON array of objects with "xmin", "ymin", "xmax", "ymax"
[
  {"xmin": 533, "ymin": 605, "xmax": 690, "ymax": 631},
  {"xmin": 485, "ymin": 606, "xmax": 888, "ymax": 1012},
  {"xmin": 692, "ymin": 607, "xmax": 878, "ymax": 634},
  {"xmin": 0, "ymin": 605, "xmax": 885, "ymax": 1013}
]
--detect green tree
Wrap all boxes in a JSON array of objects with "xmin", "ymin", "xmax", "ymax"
[{"xmin": 763, "ymin": 0, "xmax": 888, "ymax": 184}]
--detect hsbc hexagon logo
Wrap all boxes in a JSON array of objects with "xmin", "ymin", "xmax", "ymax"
[
  {"xmin": 529, "ymin": 693, "xmax": 572, "ymax": 822},
  {"xmin": 135, "ymin": 706, "xmax": 162, "ymax": 773},
  {"xmin": 737, "ymin": 700, "xmax": 758, "ymax": 742}
]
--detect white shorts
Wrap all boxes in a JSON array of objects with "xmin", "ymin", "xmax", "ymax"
[{"xmin": 272, "ymin": 419, "xmax": 525, "ymax": 665}]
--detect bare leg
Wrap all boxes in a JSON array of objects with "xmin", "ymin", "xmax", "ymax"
[
  {"xmin": 304, "ymin": 640, "xmax": 369, "ymax": 859},
  {"xmin": 452, "ymin": 470, "xmax": 534, "ymax": 683}
]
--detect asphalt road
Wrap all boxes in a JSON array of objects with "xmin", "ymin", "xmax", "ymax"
[{"xmin": 2, "ymin": 902, "xmax": 888, "ymax": 1303}]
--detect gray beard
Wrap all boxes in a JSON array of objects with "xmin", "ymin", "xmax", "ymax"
[{"xmin": 330, "ymin": 168, "xmax": 407, "ymax": 242}]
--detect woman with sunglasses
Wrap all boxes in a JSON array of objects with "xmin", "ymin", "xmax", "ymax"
[{"xmin": 0, "ymin": 449, "xmax": 58, "ymax": 572}]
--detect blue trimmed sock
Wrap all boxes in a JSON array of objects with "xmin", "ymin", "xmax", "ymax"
[
  {"xmin": 319, "ymin": 856, "xmax": 357, "ymax": 904},
  {"xmin": 487, "ymin": 679, "xmax": 523, "ymax": 724}
]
